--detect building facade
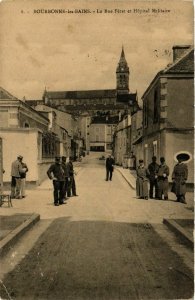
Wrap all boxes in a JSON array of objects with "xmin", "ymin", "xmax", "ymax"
[
  {"xmin": 131, "ymin": 109, "xmax": 143, "ymax": 165},
  {"xmin": 0, "ymin": 87, "xmax": 55, "ymax": 186},
  {"xmin": 142, "ymin": 45, "xmax": 194, "ymax": 184},
  {"xmin": 26, "ymin": 48, "xmax": 138, "ymax": 151},
  {"xmin": 113, "ymin": 114, "xmax": 132, "ymax": 166},
  {"xmin": 89, "ymin": 116, "xmax": 117, "ymax": 152}
]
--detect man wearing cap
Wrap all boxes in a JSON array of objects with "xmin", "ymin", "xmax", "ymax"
[
  {"xmin": 172, "ymin": 154, "xmax": 188, "ymax": 204},
  {"xmin": 147, "ymin": 156, "xmax": 159, "ymax": 199},
  {"xmin": 11, "ymin": 155, "xmax": 23, "ymax": 199},
  {"xmin": 157, "ymin": 157, "xmax": 169, "ymax": 200},
  {"xmin": 47, "ymin": 157, "xmax": 65, "ymax": 206}
]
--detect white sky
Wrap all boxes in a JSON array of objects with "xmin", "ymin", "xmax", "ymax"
[{"xmin": 0, "ymin": 0, "xmax": 193, "ymax": 101}]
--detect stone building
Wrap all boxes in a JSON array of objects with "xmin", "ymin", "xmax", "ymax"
[
  {"xmin": 142, "ymin": 45, "xmax": 194, "ymax": 184},
  {"xmin": 131, "ymin": 109, "xmax": 143, "ymax": 165},
  {"xmin": 113, "ymin": 114, "xmax": 132, "ymax": 166},
  {"xmin": 0, "ymin": 87, "xmax": 63, "ymax": 186},
  {"xmin": 31, "ymin": 103, "xmax": 84, "ymax": 159},
  {"xmin": 26, "ymin": 48, "xmax": 139, "ymax": 151},
  {"xmin": 89, "ymin": 116, "xmax": 118, "ymax": 152},
  {"xmin": 41, "ymin": 48, "xmax": 137, "ymax": 116}
]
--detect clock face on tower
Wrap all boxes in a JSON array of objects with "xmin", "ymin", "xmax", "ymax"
[{"xmin": 121, "ymin": 68, "xmax": 124, "ymax": 71}]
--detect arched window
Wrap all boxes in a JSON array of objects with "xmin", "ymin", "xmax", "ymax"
[{"xmin": 24, "ymin": 122, "xmax": 30, "ymax": 128}]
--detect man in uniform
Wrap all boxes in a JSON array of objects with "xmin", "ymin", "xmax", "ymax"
[
  {"xmin": 147, "ymin": 156, "xmax": 159, "ymax": 199},
  {"xmin": 172, "ymin": 154, "xmax": 188, "ymax": 204},
  {"xmin": 106, "ymin": 154, "xmax": 115, "ymax": 181},
  {"xmin": 47, "ymin": 157, "xmax": 65, "ymax": 206},
  {"xmin": 157, "ymin": 157, "xmax": 169, "ymax": 200}
]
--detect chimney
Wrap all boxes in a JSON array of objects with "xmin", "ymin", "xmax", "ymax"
[{"xmin": 172, "ymin": 45, "xmax": 191, "ymax": 62}]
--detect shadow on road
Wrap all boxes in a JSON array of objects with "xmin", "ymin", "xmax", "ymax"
[{"xmin": 0, "ymin": 217, "xmax": 193, "ymax": 300}]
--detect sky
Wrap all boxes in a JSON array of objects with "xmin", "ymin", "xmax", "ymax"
[{"xmin": 0, "ymin": 0, "xmax": 193, "ymax": 101}]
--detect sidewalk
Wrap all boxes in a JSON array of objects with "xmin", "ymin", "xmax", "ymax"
[
  {"xmin": 116, "ymin": 166, "xmax": 136, "ymax": 190},
  {"xmin": 0, "ymin": 163, "xmax": 82, "ymax": 257},
  {"xmin": 116, "ymin": 165, "xmax": 194, "ymax": 247}
]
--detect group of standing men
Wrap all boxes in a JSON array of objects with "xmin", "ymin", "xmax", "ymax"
[
  {"xmin": 136, "ymin": 155, "xmax": 188, "ymax": 204},
  {"xmin": 47, "ymin": 156, "xmax": 78, "ymax": 206},
  {"xmin": 10, "ymin": 155, "xmax": 28, "ymax": 199}
]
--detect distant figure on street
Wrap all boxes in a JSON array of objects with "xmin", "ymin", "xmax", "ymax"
[
  {"xmin": 136, "ymin": 159, "xmax": 149, "ymax": 200},
  {"xmin": 148, "ymin": 156, "xmax": 159, "ymax": 199},
  {"xmin": 129, "ymin": 151, "xmax": 136, "ymax": 170},
  {"xmin": 47, "ymin": 157, "xmax": 65, "ymax": 206},
  {"xmin": 67, "ymin": 157, "xmax": 78, "ymax": 197},
  {"xmin": 106, "ymin": 154, "xmax": 115, "ymax": 181},
  {"xmin": 157, "ymin": 157, "xmax": 169, "ymax": 200},
  {"xmin": 61, "ymin": 156, "xmax": 70, "ymax": 201},
  {"xmin": 20, "ymin": 158, "xmax": 28, "ymax": 198},
  {"xmin": 172, "ymin": 154, "xmax": 188, "ymax": 204},
  {"xmin": 11, "ymin": 155, "xmax": 23, "ymax": 199}
]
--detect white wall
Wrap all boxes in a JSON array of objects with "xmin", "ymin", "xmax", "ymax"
[
  {"xmin": 165, "ymin": 131, "xmax": 194, "ymax": 183},
  {"xmin": 0, "ymin": 129, "xmax": 39, "ymax": 183}
]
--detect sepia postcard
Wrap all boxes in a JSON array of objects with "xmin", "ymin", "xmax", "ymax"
[{"xmin": 0, "ymin": 0, "xmax": 194, "ymax": 299}]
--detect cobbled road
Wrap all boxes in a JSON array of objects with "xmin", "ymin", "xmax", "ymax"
[{"xmin": 0, "ymin": 153, "xmax": 193, "ymax": 300}]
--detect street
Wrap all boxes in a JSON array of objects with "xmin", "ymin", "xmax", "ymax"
[{"xmin": 0, "ymin": 153, "xmax": 193, "ymax": 300}]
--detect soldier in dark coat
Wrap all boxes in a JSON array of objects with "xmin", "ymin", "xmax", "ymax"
[
  {"xmin": 148, "ymin": 156, "xmax": 159, "ymax": 199},
  {"xmin": 172, "ymin": 154, "xmax": 188, "ymax": 204},
  {"xmin": 106, "ymin": 154, "xmax": 115, "ymax": 181},
  {"xmin": 47, "ymin": 157, "xmax": 65, "ymax": 206},
  {"xmin": 157, "ymin": 157, "xmax": 169, "ymax": 200},
  {"xmin": 136, "ymin": 159, "xmax": 149, "ymax": 200}
]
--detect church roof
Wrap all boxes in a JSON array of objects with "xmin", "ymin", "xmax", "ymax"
[
  {"xmin": 116, "ymin": 46, "xmax": 129, "ymax": 72},
  {"xmin": 44, "ymin": 89, "xmax": 116, "ymax": 100}
]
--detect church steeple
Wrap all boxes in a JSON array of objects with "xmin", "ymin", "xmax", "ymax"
[{"xmin": 116, "ymin": 46, "xmax": 129, "ymax": 94}]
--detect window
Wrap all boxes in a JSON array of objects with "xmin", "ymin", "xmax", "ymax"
[
  {"xmin": 0, "ymin": 111, "xmax": 8, "ymax": 127},
  {"xmin": 153, "ymin": 90, "xmax": 159, "ymax": 123},
  {"xmin": 96, "ymin": 135, "xmax": 99, "ymax": 142},
  {"xmin": 153, "ymin": 141, "xmax": 157, "ymax": 157},
  {"xmin": 24, "ymin": 122, "xmax": 30, "ymax": 128},
  {"xmin": 107, "ymin": 126, "xmax": 111, "ymax": 134}
]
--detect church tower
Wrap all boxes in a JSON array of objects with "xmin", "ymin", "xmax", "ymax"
[{"xmin": 116, "ymin": 47, "xmax": 129, "ymax": 95}]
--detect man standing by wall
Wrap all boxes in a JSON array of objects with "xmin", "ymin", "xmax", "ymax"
[
  {"xmin": 148, "ymin": 156, "xmax": 159, "ymax": 199},
  {"xmin": 157, "ymin": 157, "xmax": 169, "ymax": 200},
  {"xmin": 172, "ymin": 154, "xmax": 188, "ymax": 204},
  {"xmin": 11, "ymin": 155, "xmax": 23, "ymax": 199},
  {"xmin": 106, "ymin": 154, "xmax": 115, "ymax": 181},
  {"xmin": 20, "ymin": 158, "xmax": 28, "ymax": 198},
  {"xmin": 47, "ymin": 157, "xmax": 65, "ymax": 206}
]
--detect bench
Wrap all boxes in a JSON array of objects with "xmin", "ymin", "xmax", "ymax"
[{"xmin": 0, "ymin": 194, "xmax": 13, "ymax": 207}]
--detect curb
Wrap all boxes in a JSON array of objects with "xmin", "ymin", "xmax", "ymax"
[
  {"xmin": 163, "ymin": 218, "xmax": 194, "ymax": 249},
  {"xmin": 0, "ymin": 213, "xmax": 40, "ymax": 258},
  {"xmin": 116, "ymin": 168, "xmax": 136, "ymax": 190}
]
